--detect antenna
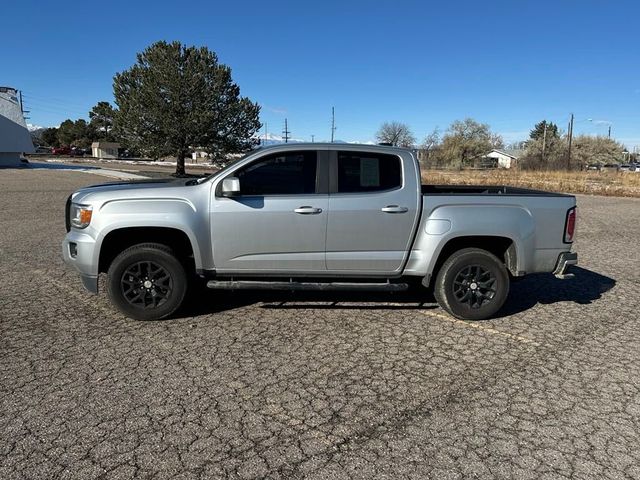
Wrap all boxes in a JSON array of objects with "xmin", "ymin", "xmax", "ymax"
[
  {"xmin": 18, "ymin": 90, "xmax": 30, "ymax": 120},
  {"xmin": 282, "ymin": 118, "xmax": 290, "ymax": 143},
  {"xmin": 330, "ymin": 107, "xmax": 336, "ymax": 143}
]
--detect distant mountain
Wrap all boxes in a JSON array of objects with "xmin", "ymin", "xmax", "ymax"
[
  {"xmin": 29, "ymin": 128, "xmax": 46, "ymax": 139},
  {"xmin": 254, "ymin": 132, "xmax": 305, "ymax": 146}
]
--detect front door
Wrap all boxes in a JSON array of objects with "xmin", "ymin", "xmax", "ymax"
[
  {"xmin": 325, "ymin": 150, "xmax": 420, "ymax": 273},
  {"xmin": 211, "ymin": 149, "xmax": 329, "ymax": 273}
]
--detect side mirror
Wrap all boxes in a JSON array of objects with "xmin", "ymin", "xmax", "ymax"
[{"xmin": 221, "ymin": 177, "xmax": 240, "ymax": 197}]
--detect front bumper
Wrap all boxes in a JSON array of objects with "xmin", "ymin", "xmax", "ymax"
[
  {"xmin": 62, "ymin": 230, "xmax": 99, "ymax": 293},
  {"xmin": 553, "ymin": 251, "xmax": 578, "ymax": 279}
]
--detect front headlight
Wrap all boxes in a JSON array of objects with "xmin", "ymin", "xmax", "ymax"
[{"xmin": 70, "ymin": 203, "xmax": 93, "ymax": 229}]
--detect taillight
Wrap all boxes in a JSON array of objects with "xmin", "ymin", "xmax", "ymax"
[{"xmin": 564, "ymin": 207, "xmax": 576, "ymax": 243}]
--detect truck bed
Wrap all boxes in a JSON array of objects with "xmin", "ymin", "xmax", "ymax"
[{"xmin": 422, "ymin": 184, "xmax": 572, "ymax": 197}]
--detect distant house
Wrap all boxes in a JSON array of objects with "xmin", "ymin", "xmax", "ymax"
[
  {"xmin": 0, "ymin": 86, "xmax": 34, "ymax": 166},
  {"xmin": 479, "ymin": 149, "xmax": 523, "ymax": 169},
  {"xmin": 91, "ymin": 142, "xmax": 120, "ymax": 159}
]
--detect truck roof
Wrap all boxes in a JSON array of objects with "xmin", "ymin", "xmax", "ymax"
[{"xmin": 254, "ymin": 142, "xmax": 414, "ymax": 154}]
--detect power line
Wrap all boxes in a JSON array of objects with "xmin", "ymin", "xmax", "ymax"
[
  {"xmin": 21, "ymin": 92, "xmax": 93, "ymax": 109},
  {"xmin": 282, "ymin": 118, "xmax": 290, "ymax": 143}
]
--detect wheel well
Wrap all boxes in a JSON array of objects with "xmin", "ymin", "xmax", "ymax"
[
  {"xmin": 99, "ymin": 227, "xmax": 195, "ymax": 273},
  {"xmin": 430, "ymin": 236, "xmax": 516, "ymax": 284}
]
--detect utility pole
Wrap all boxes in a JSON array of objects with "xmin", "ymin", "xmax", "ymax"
[
  {"xmin": 282, "ymin": 118, "xmax": 290, "ymax": 143},
  {"xmin": 542, "ymin": 122, "xmax": 548, "ymax": 164},
  {"xmin": 330, "ymin": 107, "xmax": 336, "ymax": 143},
  {"xmin": 311, "ymin": 134, "xmax": 315, "ymax": 143},
  {"xmin": 264, "ymin": 122, "xmax": 268, "ymax": 143},
  {"xmin": 608, "ymin": 125, "xmax": 611, "ymax": 138},
  {"xmin": 567, "ymin": 113, "xmax": 574, "ymax": 170}
]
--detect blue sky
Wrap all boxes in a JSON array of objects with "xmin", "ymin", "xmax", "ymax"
[{"xmin": 3, "ymin": 0, "xmax": 640, "ymax": 147}]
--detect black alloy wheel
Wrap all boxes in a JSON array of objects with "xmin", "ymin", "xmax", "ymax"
[
  {"xmin": 433, "ymin": 247, "xmax": 510, "ymax": 320},
  {"xmin": 452, "ymin": 265, "xmax": 497, "ymax": 309},
  {"xmin": 120, "ymin": 261, "xmax": 173, "ymax": 309},
  {"xmin": 107, "ymin": 243, "xmax": 188, "ymax": 320}
]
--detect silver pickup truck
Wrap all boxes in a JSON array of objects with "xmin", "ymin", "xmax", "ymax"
[{"xmin": 62, "ymin": 144, "xmax": 577, "ymax": 321}]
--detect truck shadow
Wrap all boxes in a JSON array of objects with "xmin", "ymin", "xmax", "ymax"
[
  {"xmin": 179, "ymin": 266, "xmax": 615, "ymax": 318},
  {"xmin": 496, "ymin": 266, "xmax": 616, "ymax": 317}
]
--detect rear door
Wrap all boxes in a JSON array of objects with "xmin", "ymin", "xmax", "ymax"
[
  {"xmin": 210, "ymin": 148, "xmax": 329, "ymax": 273},
  {"xmin": 325, "ymin": 149, "xmax": 421, "ymax": 273}
]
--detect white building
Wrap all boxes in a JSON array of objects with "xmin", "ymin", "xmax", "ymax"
[
  {"xmin": 0, "ymin": 86, "xmax": 34, "ymax": 166},
  {"xmin": 480, "ymin": 149, "xmax": 522, "ymax": 169},
  {"xmin": 91, "ymin": 141, "xmax": 120, "ymax": 159}
]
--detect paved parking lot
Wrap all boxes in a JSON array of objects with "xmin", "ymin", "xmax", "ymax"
[{"xmin": 1, "ymin": 168, "xmax": 639, "ymax": 479}]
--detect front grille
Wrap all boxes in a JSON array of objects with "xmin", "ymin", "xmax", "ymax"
[{"xmin": 65, "ymin": 195, "xmax": 72, "ymax": 232}]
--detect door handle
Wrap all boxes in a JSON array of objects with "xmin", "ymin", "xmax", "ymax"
[
  {"xmin": 294, "ymin": 206, "xmax": 323, "ymax": 214},
  {"xmin": 381, "ymin": 205, "xmax": 409, "ymax": 213}
]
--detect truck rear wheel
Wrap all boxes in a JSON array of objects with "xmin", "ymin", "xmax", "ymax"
[
  {"xmin": 107, "ymin": 243, "xmax": 188, "ymax": 321},
  {"xmin": 433, "ymin": 248, "xmax": 509, "ymax": 320}
]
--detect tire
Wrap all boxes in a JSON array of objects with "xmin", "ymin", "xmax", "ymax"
[
  {"xmin": 433, "ymin": 248, "xmax": 509, "ymax": 321},
  {"xmin": 107, "ymin": 243, "xmax": 188, "ymax": 321}
]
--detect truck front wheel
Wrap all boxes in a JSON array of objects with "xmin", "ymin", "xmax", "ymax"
[
  {"xmin": 433, "ymin": 248, "xmax": 509, "ymax": 321},
  {"xmin": 107, "ymin": 243, "xmax": 188, "ymax": 321}
]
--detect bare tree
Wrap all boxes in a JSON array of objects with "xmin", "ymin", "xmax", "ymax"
[
  {"xmin": 375, "ymin": 121, "xmax": 416, "ymax": 147},
  {"xmin": 440, "ymin": 118, "xmax": 500, "ymax": 168},
  {"xmin": 419, "ymin": 127, "xmax": 440, "ymax": 167},
  {"xmin": 569, "ymin": 135, "xmax": 624, "ymax": 169}
]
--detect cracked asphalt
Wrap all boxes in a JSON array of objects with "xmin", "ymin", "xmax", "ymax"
[{"xmin": 1, "ymin": 168, "xmax": 639, "ymax": 479}]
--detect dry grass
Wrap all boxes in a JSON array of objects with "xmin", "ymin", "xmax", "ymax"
[{"xmin": 422, "ymin": 169, "xmax": 640, "ymax": 197}]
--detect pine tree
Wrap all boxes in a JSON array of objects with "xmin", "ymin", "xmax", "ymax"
[
  {"xmin": 89, "ymin": 102, "xmax": 116, "ymax": 140},
  {"xmin": 530, "ymin": 120, "xmax": 559, "ymax": 141},
  {"xmin": 113, "ymin": 41, "xmax": 261, "ymax": 175}
]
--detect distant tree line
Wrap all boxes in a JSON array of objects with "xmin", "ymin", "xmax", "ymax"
[
  {"xmin": 519, "ymin": 120, "xmax": 625, "ymax": 170},
  {"xmin": 376, "ymin": 118, "xmax": 628, "ymax": 170},
  {"xmin": 38, "ymin": 101, "xmax": 117, "ymax": 150},
  {"xmin": 377, "ymin": 118, "xmax": 504, "ymax": 169}
]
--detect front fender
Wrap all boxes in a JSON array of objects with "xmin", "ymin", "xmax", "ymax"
[{"xmin": 89, "ymin": 198, "xmax": 207, "ymax": 270}]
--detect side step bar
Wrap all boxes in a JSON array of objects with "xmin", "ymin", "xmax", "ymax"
[{"xmin": 206, "ymin": 280, "xmax": 408, "ymax": 292}]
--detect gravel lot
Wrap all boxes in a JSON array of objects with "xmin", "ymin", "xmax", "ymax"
[{"xmin": 1, "ymin": 167, "xmax": 639, "ymax": 479}]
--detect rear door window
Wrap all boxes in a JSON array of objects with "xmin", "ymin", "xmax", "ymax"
[{"xmin": 336, "ymin": 152, "xmax": 401, "ymax": 193}]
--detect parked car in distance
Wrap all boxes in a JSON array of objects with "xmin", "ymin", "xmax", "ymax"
[
  {"xmin": 51, "ymin": 146, "xmax": 72, "ymax": 155},
  {"xmin": 69, "ymin": 147, "xmax": 85, "ymax": 157},
  {"xmin": 62, "ymin": 144, "xmax": 578, "ymax": 322},
  {"xmin": 619, "ymin": 164, "xmax": 632, "ymax": 172},
  {"xmin": 35, "ymin": 146, "xmax": 52, "ymax": 154},
  {"xmin": 585, "ymin": 164, "xmax": 600, "ymax": 171}
]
